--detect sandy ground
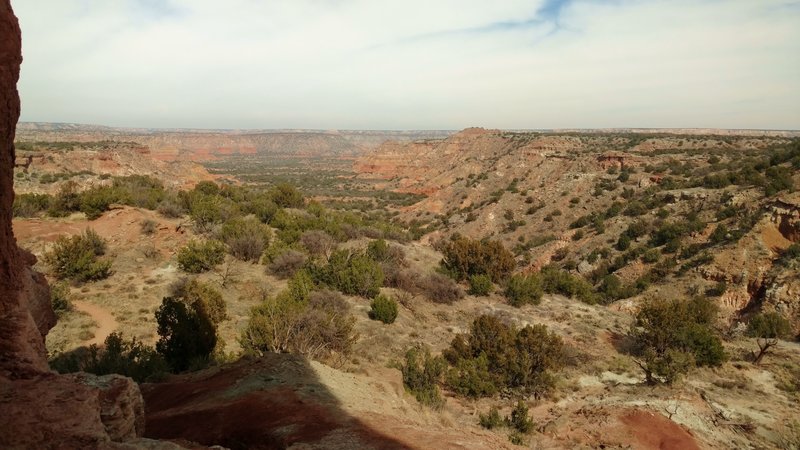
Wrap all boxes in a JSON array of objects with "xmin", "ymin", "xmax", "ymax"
[{"xmin": 72, "ymin": 300, "xmax": 118, "ymax": 346}]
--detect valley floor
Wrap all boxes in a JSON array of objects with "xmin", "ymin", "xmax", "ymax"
[{"xmin": 13, "ymin": 206, "xmax": 800, "ymax": 449}]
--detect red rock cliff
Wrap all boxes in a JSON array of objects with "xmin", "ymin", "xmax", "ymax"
[{"xmin": 0, "ymin": 3, "xmax": 157, "ymax": 448}]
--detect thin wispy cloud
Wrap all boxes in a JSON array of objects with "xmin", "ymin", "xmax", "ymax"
[{"xmin": 13, "ymin": 0, "xmax": 800, "ymax": 130}]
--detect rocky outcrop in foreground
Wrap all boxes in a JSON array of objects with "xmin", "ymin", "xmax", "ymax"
[{"xmin": 0, "ymin": 4, "xmax": 166, "ymax": 448}]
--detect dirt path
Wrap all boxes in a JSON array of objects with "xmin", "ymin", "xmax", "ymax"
[{"xmin": 73, "ymin": 300, "xmax": 118, "ymax": 346}]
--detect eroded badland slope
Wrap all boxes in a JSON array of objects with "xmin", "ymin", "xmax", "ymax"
[
  {"xmin": 356, "ymin": 128, "xmax": 800, "ymax": 330},
  {"xmin": 9, "ymin": 125, "xmax": 799, "ymax": 448}
]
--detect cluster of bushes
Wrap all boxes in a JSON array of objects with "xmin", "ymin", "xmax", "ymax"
[
  {"xmin": 216, "ymin": 216, "xmax": 271, "ymax": 262},
  {"xmin": 443, "ymin": 315, "xmax": 564, "ymax": 398},
  {"xmin": 468, "ymin": 274, "xmax": 493, "ymax": 296},
  {"xmin": 629, "ymin": 296, "xmax": 726, "ymax": 383},
  {"xmin": 50, "ymin": 281, "xmax": 72, "ymax": 316},
  {"xmin": 504, "ymin": 273, "xmax": 542, "ymax": 306},
  {"xmin": 539, "ymin": 266, "xmax": 598, "ymax": 304},
  {"xmin": 177, "ymin": 239, "xmax": 226, "ymax": 273},
  {"xmin": 438, "ymin": 235, "xmax": 515, "ymax": 282},
  {"xmin": 43, "ymin": 228, "xmax": 112, "ymax": 282},
  {"xmin": 78, "ymin": 175, "xmax": 165, "ymax": 219},
  {"xmin": 400, "ymin": 346, "xmax": 447, "ymax": 409},
  {"xmin": 153, "ymin": 295, "xmax": 212, "ymax": 371},
  {"xmin": 12, "ymin": 193, "xmax": 51, "ymax": 217},
  {"xmin": 397, "ymin": 316, "xmax": 564, "ymax": 413},
  {"xmin": 177, "ymin": 182, "xmax": 407, "ymax": 268},
  {"xmin": 648, "ymin": 219, "xmax": 704, "ymax": 249},
  {"xmin": 307, "ymin": 249, "xmax": 385, "ymax": 298},
  {"xmin": 240, "ymin": 273, "xmax": 356, "ymax": 363},
  {"xmin": 504, "ymin": 267, "xmax": 597, "ymax": 306},
  {"xmin": 479, "ymin": 401, "xmax": 535, "ymax": 445},
  {"xmin": 694, "ymin": 141, "xmax": 798, "ymax": 195},
  {"xmin": 50, "ymin": 332, "xmax": 169, "ymax": 382},
  {"xmin": 20, "ymin": 177, "xmax": 407, "ymax": 276},
  {"xmin": 52, "ymin": 278, "xmax": 227, "ymax": 378},
  {"xmin": 19, "ymin": 176, "xmax": 169, "ymax": 220}
]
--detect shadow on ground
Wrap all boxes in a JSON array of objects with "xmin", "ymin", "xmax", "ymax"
[{"xmin": 140, "ymin": 353, "xmax": 412, "ymax": 450}]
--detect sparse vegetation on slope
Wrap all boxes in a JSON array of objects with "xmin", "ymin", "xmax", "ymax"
[{"xmin": 43, "ymin": 228, "xmax": 112, "ymax": 282}]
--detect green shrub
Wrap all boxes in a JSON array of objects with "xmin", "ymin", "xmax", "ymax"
[
  {"xmin": 187, "ymin": 194, "xmax": 222, "ymax": 232},
  {"xmin": 630, "ymin": 296, "xmax": 726, "ymax": 383},
  {"xmin": 270, "ymin": 182, "xmax": 304, "ymax": 208},
  {"xmin": 508, "ymin": 431, "xmax": 527, "ymax": 446},
  {"xmin": 49, "ymin": 332, "xmax": 168, "ymax": 382},
  {"xmin": 705, "ymin": 281, "xmax": 727, "ymax": 297},
  {"xmin": 12, "ymin": 193, "xmax": 51, "ymax": 217},
  {"xmin": 287, "ymin": 269, "xmax": 315, "ymax": 303},
  {"xmin": 446, "ymin": 353, "xmax": 497, "ymax": 397},
  {"xmin": 444, "ymin": 315, "xmax": 563, "ymax": 398},
  {"xmin": 507, "ymin": 400, "xmax": 534, "ymax": 434},
  {"xmin": 400, "ymin": 346, "xmax": 446, "ymax": 409},
  {"xmin": 778, "ymin": 244, "xmax": 800, "ymax": 267},
  {"xmin": 366, "ymin": 238, "xmax": 390, "ymax": 261},
  {"xmin": 177, "ymin": 239, "xmax": 226, "ymax": 273},
  {"xmin": 650, "ymin": 222, "xmax": 689, "ymax": 247},
  {"xmin": 169, "ymin": 278, "xmax": 227, "ymax": 325},
  {"xmin": 616, "ymin": 234, "xmax": 631, "ymax": 251},
  {"xmin": 311, "ymin": 249, "xmax": 384, "ymax": 298},
  {"xmin": 50, "ymin": 281, "xmax": 72, "ymax": 316},
  {"xmin": 111, "ymin": 175, "xmax": 165, "ymax": 209},
  {"xmin": 468, "ymin": 274, "xmax": 493, "ymax": 296},
  {"xmin": 642, "ymin": 248, "xmax": 660, "ymax": 264},
  {"xmin": 747, "ymin": 312, "xmax": 791, "ymax": 364},
  {"xmin": 479, "ymin": 407, "xmax": 504, "ymax": 430},
  {"xmin": 709, "ymin": 224, "xmax": 729, "ymax": 245},
  {"xmin": 156, "ymin": 296, "xmax": 218, "ymax": 372},
  {"xmin": 539, "ymin": 267, "xmax": 597, "ymax": 304},
  {"xmin": 249, "ymin": 196, "xmax": 280, "ymax": 223},
  {"xmin": 439, "ymin": 236, "xmax": 515, "ymax": 282},
  {"xmin": 764, "ymin": 166, "xmax": 794, "ymax": 196},
  {"xmin": 241, "ymin": 287, "xmax": 356, "ymax": 361},
  {"xmin": 217, "ymin": 216, "xmax": 271, "ymax": 262},
  {"xmin": 369, "ymin": 294, "xmax": 398, "ymax": 324},
  {"xmin": 597, "ymin": 275, "xmax": 638, "ymax": 303},
  {"xmin": 79, "ymin": 186, "xmax": 118, "ymax": 220},
  {"xmin": 504, "ymin": 274, "xmax": 542, "ymax": 307},
  {"xmin": 47, "ymin": 181, "xmax": 81, "ymax": 217},
  {"xmin": 43, "ymin": 229, "xmax": 112, "ymax": 282},
  {"xmin": 241, "ymin": 289, "xmax": 306, "ymax": 354}
]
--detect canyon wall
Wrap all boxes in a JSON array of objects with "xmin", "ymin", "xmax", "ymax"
[
  {"xmin": 16, "ymin": 123, "xmax": 454, "ymax": 161},
  {"xmin": 0, "ymin": 4, "xmax": 160, "ymax": 448}
]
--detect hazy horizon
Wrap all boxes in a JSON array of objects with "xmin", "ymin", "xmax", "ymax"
[
  {"xmin": 16, "ymin": 120, "xmax": 800, "ymax": 133},
  {"xmin": 14, "ymin": 0, "xmax": 800, "ymax": 130}
]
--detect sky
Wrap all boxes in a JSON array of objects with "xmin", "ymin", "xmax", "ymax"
[{"xmin": 13, "ymin": 0, "xmax": 800, "ymax": 130}]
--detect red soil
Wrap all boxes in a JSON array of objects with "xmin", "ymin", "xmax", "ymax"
[
  {"xmin": 619, "ymin": 409, "xmax": 701, "ymax": 450},
  {"xmin": 142, "ymin": 357, "xmax": 412, "ymax": 450}
]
